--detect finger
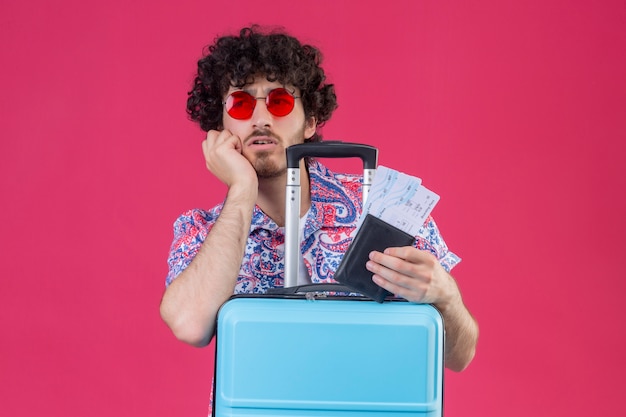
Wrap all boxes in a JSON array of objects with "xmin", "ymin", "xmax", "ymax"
[
  {"xmin": 368, "ymin": 249, "xmax": 426, "ymax": 279},
  {"xmin": 203, "ymin": 130, "xmax": 240, "ymax": 157},
  {"xmin": 202, "ymin": 130, "xmax": 220, "ymax": 155},
  {"xmin": 204, "ymin": 129, "xmax": 225, "ymax": 144},
  {"xmin": 370, "ymin": 270, "xmax": 427, "ymax": 303},
  {"xmin": 216, "ymin": 130, "xmax": 244, "ymax": 153},
  {"xmin": 383, "ymin": 246, "xmax": 437, "ymax": 266},
  {"xmin": 371, "ymin": 274, "xmax": 401, "ymax": 296},
  {"xmin": 366, "ymin": 255, "xmax": 418, "ymax": 291}
]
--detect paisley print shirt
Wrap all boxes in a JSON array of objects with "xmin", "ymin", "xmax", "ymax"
[{"xmin": 165, "ymin": 160, "xmax": 460, "ymax": 289}]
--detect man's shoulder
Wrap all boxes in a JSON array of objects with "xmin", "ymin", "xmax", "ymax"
[
  {"xmin": 173, "ymin": 203, "xmax": 274, "ymax": 232},
  {"xmin": 173, "ymin": 205, "xmax": 224, "ymax": 229}
]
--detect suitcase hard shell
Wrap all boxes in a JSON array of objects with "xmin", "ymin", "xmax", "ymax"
[
  {"xmin": 213, "ymin": 142, "xmax": 444, "ymax": 416},
  {"xmin": 214, "ymin": 296, "xmax": 444, "ymax": 416}
]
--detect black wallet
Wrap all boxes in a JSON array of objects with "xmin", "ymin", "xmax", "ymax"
[{"xmin": 333, "ymin": 214, "xmax": 416, "ymax": 303}]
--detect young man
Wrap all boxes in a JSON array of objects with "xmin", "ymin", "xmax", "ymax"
[{"xmin": 160, "ymin": 26, "xmax": 478, "ymax": 372}]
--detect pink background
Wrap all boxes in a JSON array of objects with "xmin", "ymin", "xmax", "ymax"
[{"xmin": 1, "ymin": 0, "xmax": 625, "ymax": 416}]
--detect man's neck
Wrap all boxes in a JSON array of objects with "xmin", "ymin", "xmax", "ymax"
[{"xmin": 256, "ymin": 161, "xmax": 311, "ymax": 227}]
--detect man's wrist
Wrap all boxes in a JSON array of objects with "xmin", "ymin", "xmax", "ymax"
[{"xmin": 227, "ymin": 182, "xmax": 258, "ymax": 203}]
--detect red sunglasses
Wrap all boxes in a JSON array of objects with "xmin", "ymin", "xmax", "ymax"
[{"xmin": 223, "ymin": 88, "xmax": 301, "ymax": 120}]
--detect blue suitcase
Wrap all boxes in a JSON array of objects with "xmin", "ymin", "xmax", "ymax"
[{"xmin": 213, "ymin": 143, "xmax": 444, "ymax": 417}]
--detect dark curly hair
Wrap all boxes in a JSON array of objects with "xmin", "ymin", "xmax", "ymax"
[{"xmin": 186, "ymin": 26, "xmax": 337, "ymax": 142}]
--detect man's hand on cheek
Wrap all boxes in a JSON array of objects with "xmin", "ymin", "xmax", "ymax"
[{"xmin": 202, "ymin": 129, "xmax": 258, "ymax": 190}]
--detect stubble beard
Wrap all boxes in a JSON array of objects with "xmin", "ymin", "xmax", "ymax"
[
  {"xmin": 252, "ymin": 124, "xmax": 307, "ymax": 179},
  {"xmin": 254, "ymin": 151, "xmax": 284, "ymax": 179}
]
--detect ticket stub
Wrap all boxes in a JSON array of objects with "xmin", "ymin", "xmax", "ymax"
[{"xmin": 359, "ymin": 165, "xmax": 440, "ymax": 236}]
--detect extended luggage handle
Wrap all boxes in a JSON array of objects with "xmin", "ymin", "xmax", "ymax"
[
  {"xmin": 284, "ymin": 141, "xmax": 378, "ymax": 289},
  {"xmin": 286, "ymin": 141, "xmax": 378, "ymax": 169}
]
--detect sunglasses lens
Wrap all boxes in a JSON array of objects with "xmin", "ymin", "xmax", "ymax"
[
  {"xmin": 224, "ymin": 88, "xmax": 296, "ymax": 119},
  {"xmin": 225, "ymin": 91, "xmax": 256, "ymax": 120},
  {"xmin": 266, "ymin": 88, "xmax": 295, "ymax": 117}
]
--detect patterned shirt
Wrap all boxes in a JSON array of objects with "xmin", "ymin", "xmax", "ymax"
[{"xmin": 166, "ymin": 160, "xmax": 460, "ymax": 289}]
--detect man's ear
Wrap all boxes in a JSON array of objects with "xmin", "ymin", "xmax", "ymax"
[{"xmin": 304, "ymin": 117, "xmax": 317, "ymax": 139}]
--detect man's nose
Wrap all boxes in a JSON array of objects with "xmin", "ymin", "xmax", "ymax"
[{"xmin": 252, "ymin": 98, "xmax": 272, "ymax": 129}]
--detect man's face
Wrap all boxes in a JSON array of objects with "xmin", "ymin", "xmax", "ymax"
[{"xmin": 222, "ymin": 76, "xmax": 316, "ymax": 178}]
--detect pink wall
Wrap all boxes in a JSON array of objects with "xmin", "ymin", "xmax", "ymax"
[{"xmin": 1, "ymin": 0, "xmax": 625, "ymax": 415}]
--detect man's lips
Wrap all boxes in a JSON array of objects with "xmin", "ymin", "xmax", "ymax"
[{"xmin": 246, "ymin": 136, "xmax": 278, "ymax": 146}]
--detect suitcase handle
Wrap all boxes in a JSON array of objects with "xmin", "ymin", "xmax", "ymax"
[
  {"xmin": 284, "ymin": 141, "xmax": 378, "ymax": 288},
  {"xmin": 286, "ymin": 141, "xmax": 378, "ymax": 169}
]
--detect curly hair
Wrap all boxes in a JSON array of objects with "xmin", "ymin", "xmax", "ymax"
[{"xmin": 186, "ymin": 26, "xmax": 337, "ymax": 142}]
